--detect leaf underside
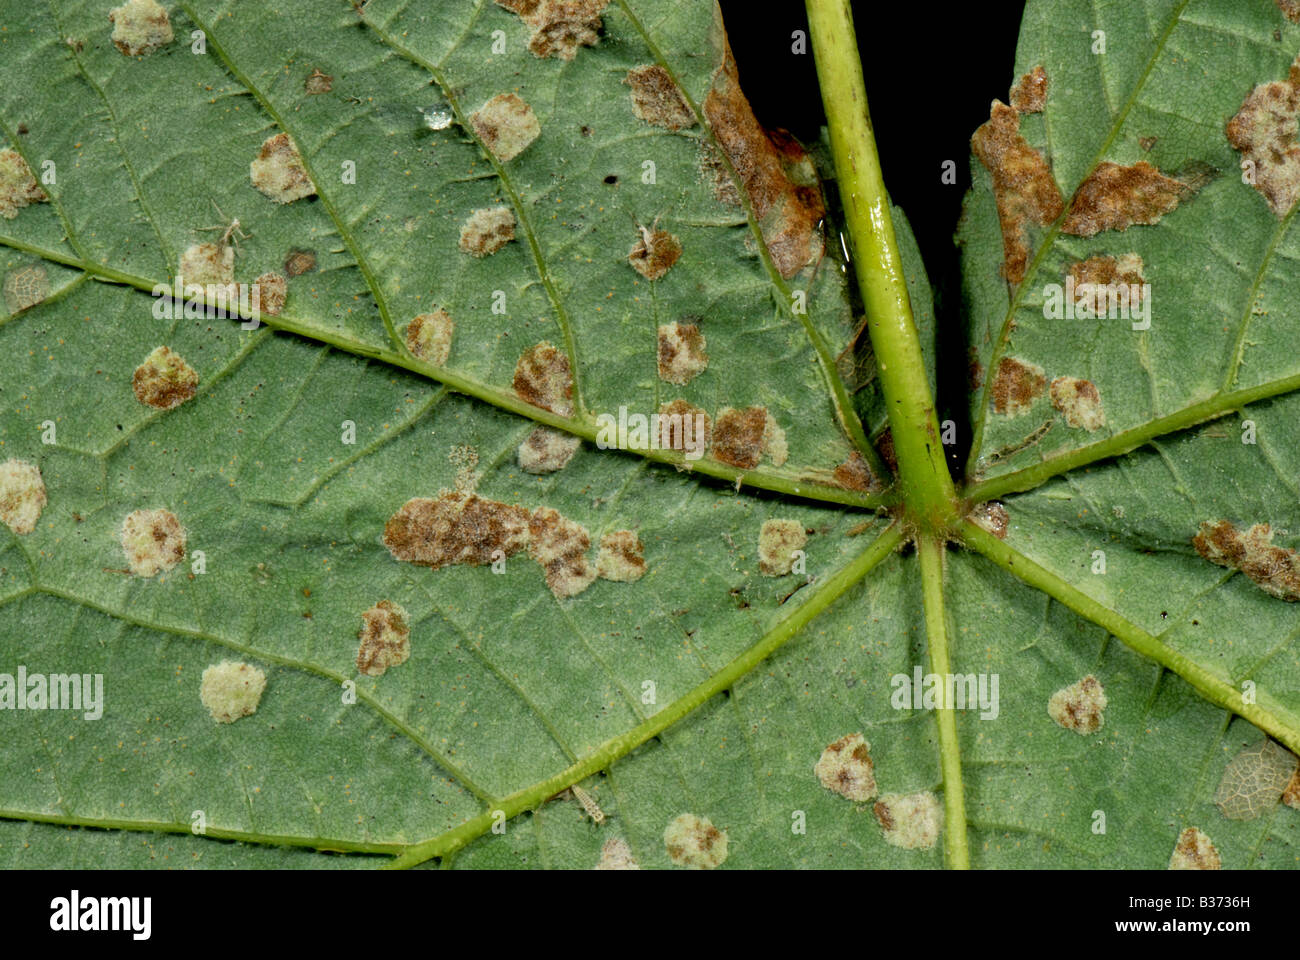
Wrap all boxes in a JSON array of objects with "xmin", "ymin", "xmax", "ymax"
[{"xmin": 0, "ymin": 0, "xmax": 1296, "ymax": 869}]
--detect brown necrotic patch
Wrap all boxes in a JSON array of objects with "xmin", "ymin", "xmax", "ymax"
[
  {"xmin": 628, "ymin": 226, "xmax": 682, "ymax": 280},
  {"xmin": 625, "ymin": 65, "xmax": 695, "ymax": 130},
  {"xmin": 990, "ymin": 356, "xmax": 1046, "ymax": 416},
  {"xmin": 108, "ymin": 0, "xmax": 173, "ymax": 57},
  {"xmin": 383, "ymin": 493, "xmax": 531, "ymax": 570},
  {"xmin": 252, "ymin": 272, "xmax": 286, "ymax": 316},
  {"xmin": 405, "ymin": 310, "xmax": 454, "ymax": 365},
  {"xmin": 711, "ymin": 406, "xmax": 787, "ymax": 470},
  {"xmin": 179, "ymin": 242, "xmax": 234, "ymax": 286},
  {"xmin": 1047, "ymin": 674, "xmax": 1107, "ymax": 734},
  {"xmin": 831, "ymin": 451, "xmax": 880, "ymax": 492},
  {"xmin": 1061, "ymin": 161, "xmax": 1193, "ymax": 236},
  {"xmin": 250, "ymin": 134, "xmax": 315, "ymax": 204},
  {"xmin": 711, "ymin": 406, "xmax": 766, "ymax": 469},
  {"xmin": 470, "ymin": 93, "xmax": 541, "ymax": 162},
  {"xmin": 1067, "ymin": 253, "xmax": 1146, "ymax": 315},
  {"xmin": 528, "ymin": 506, "xmax": 596, "ymax": 598},
  {"xmin": 970, "ymin": 102, "xmax": 1064, "ymax": 283},
  {"xmin": 596, "ymin": 530, "xmax": 645, "ymax": 582},
  {"xmin": 283, "ymin": 248, "xmax": 316, "ymax": 277},
  {"xmin": 304, "ymin": 69, "xmax": 333, "ymax": 95},
  {"xmin": 3, "ymin": 262, "xmax": 49, "ymax": 314},
  {"xmin": 1213, "ymin": 739, "xmax": 1298, "ymax": 820},
  {"xmin": 1193, "ymin": 520, "xmax": 1300, "ymax": 601},
  {"xmin": 1226, "ymin": 56, "xmax": 1300, "ymax": 218},
  {"xmin": 1169, "ymin": 828, "xmax": 1221, "ymax": 870},
  {"xmin": 657, "ymin": 320, "xmax": 707, "ymax": 384},
  {"xmin": 969, "ymin": 501, "xmax": 1009, "ymax": 540},
  {"xmin": 1278, "ymin": 0, "xmax": 1300, "ymax": 23},
  {"xmin": 356, "ymin": 600, "xmax": 411, "ymax": 678},
  {"xmin": 459, "ymin": 206, "xmax": 516, "ymax": 257},
  {"xmin": 703, "ymin": 34, "xmax": 824, "ymax": 278},
  {"xmin": 513, "ymin": 341, "xmax": 574, "ymax": 416},
  {"xmin": 1050, "ymin": 376, "xmax": 1105, "ymax": 431},
  {"xmin": 517, "ymin": 426, "xmax": 580, "ymax": 474},
  {"xmin": 133, "ymin": 345, "xmax": 198, "ymax": 410},
  {"xmin": 814, "ymin": 733, "xmax": 876, "ymax": 802},
  {"xmin": 0, "ymin": 458, "xmax": 46, "ymax": 536},
  {"xmin": 1284, "ymin": 762, "xmax": 1300, "ymax": 809},
  {"xmin": 0, "ymin": 149, "xmax": 49, "ymax": 220},
  {"xmin": 663, "ymin": 813, "xmax": 728, "ymax": 869},
  {"xmin": 1009, "ymin": 65, "xmax": 1048, "ymax": 113},
  {"xmin": 657, "ymin": 399, "xmax": 711, "ymax": 453},
  {"xmin": 120, "ymin": 508, "xmax": 186, "ymax": 578},
  {"xmin": 495, "ymin": 0, "xmax": 609, "ymax": 60}
]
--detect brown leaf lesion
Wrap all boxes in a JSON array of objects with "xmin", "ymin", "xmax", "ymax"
[
  {"xmin": 1060, "ymin": 160, "xmax": 1194, "ymax": 237},
  {"xmin": 702, "ymin": 33, "xmax": 824, "ymax": 278},
  {"xmin": 1226, "ymin": 55, "xmax": 1300, "ymax": 218},
  {"xmin": 1009, "ymin": 65, "xmax": 1048, "ymax": 113},
  {"xmin": 971, "ymin": 102, "xmax": 1064, "ymax": 283},
  {"xmin": 1193, "ymin": 520, "xmax": 1300, "ymax": 601}
]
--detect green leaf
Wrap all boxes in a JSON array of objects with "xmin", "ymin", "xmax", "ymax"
[{"xmin": 1, "ymin": 0, "xmax": 1298, "ymax": 871}]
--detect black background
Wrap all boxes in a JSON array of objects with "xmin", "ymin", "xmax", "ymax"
[
  {"xmin": 717, "ymin": 1, "xmax": 1027, "ymax": 470},
  {"xmin": 717, "ymin": 0, "xmax": 1026, "ymax": 291}
]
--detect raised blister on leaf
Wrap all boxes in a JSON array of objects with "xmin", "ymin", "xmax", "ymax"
[
  {"xmin": 969, "ymin": 501, "xmax": 1009, "ymax": 539},
  {"xmin": 712, "ymin": 406, "xmax": 786, "ymax": 469},
  {"xmin": 703, "ymin": 35, "xmax": 823, "ymax": 278}
]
